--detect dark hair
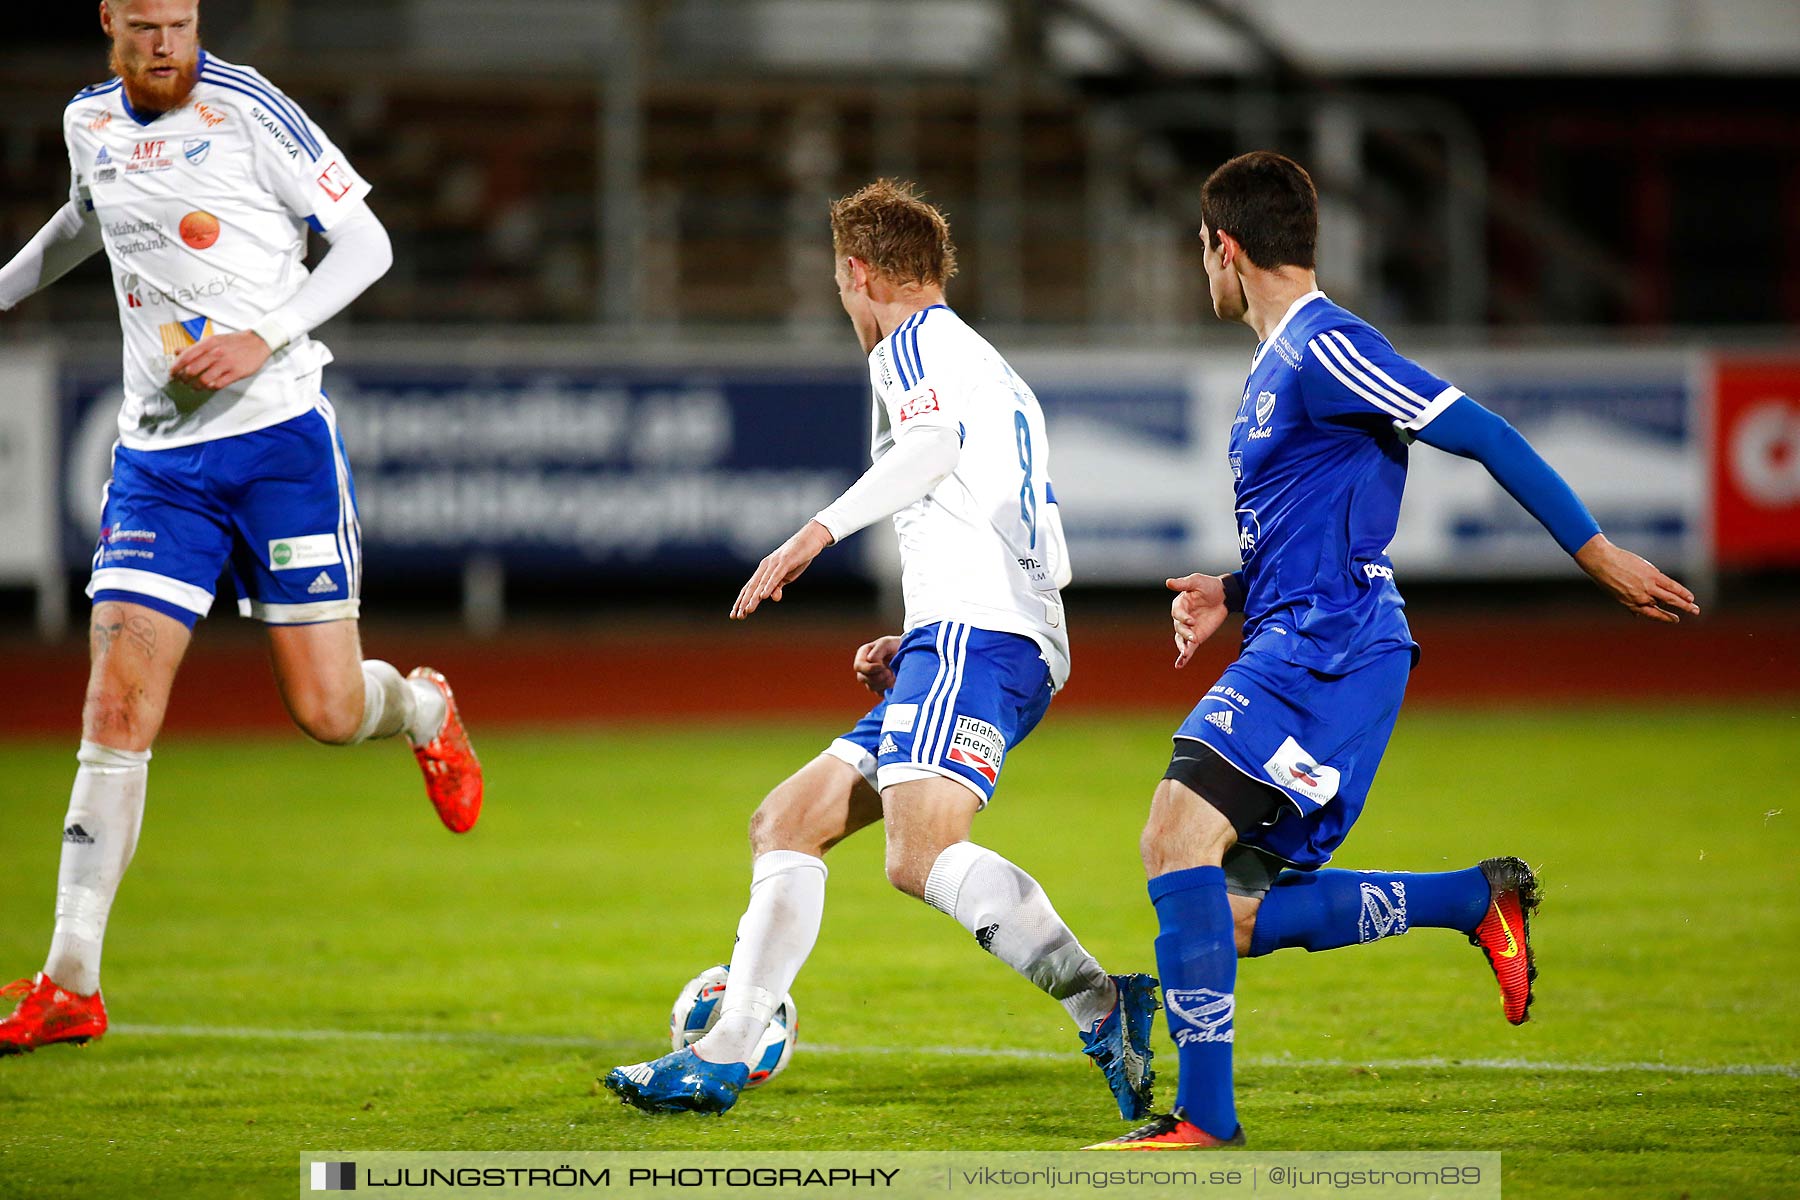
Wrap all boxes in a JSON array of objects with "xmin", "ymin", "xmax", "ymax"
[
  {"xmin": 1199, "ymin": 152, "xmax": 1318, "ymax": 270},
  {"xmin": 830, "ymin": 178, "xmax": 958, "ymax": 287}
]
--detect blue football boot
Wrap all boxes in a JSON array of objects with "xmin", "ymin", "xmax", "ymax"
[
  {"xmin": 602, "ymin": 1046, "xmax": 749, "ymax": 1115},
  {"xmin": 1079, "ymin": 973, "xmax": 1159, "ymax": 1120}
]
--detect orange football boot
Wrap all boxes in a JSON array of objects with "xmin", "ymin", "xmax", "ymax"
[
  {"xmin": 1082, "ymin": 1110, "xmax": 1246, "ymax": 1151},
  {"xmin": 408, "ymin": 667, "xmax": 483, "ymax": 833},
  {"xmin": 0, "ymin": 973, "xmax": 108, "ymax": 1056},
  {"xmin": 1470, "ymin": 856, "xmax": 1540, "ymax": 1025}
]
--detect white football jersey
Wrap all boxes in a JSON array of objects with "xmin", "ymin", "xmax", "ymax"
[
  {"xmin": 867, "ymin": 304, "xmax": 1073, "ymax": 688},
  {"xmin": 62, "ymin": 52, "xmax": 372, "ymax": 449}
]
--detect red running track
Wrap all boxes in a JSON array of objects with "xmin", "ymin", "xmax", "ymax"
[{"xmin": 1, "ymin": 608, "xmax": 1794, "ymax": 737}]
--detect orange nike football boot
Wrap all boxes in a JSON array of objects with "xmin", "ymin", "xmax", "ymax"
[
  {"xmin": 1082, "ymin": 1109, "xmax": 1246, "ymax": 1151},
  {"xmin": 1470, "ymin": 856, "xmax": 1540, "ymax": 1025},
  {"xmin": 0, "ymin": 973, "xmax": 108, "ymax": 1056},
  {"xmin": 408, "ymin": 667, "xmax": 483, "ymax": 833}
]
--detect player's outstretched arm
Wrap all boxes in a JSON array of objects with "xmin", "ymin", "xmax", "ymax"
[
  {"xmin": 732, "ymin": 520, "xmax": 834, "ymax": 620},
  {"xmin": 1166, "ymin": 572, "xmax": 1241, "ymax": 667},
  {"xmin": 1572, "ymin": 534, "xmax": 1700, "ymax": 624},
  {"xmin": 171, "ymin": 206, "xmax": 394, "ymax": 394},
  {"xmin": 733, "ymin": 424, "xmax": 960, "ymax": 620},
  {"xmin": 853, "ymin": 634, "xmax": 904, "ymax": 693},
  {"xmin": 1413, "ymin": 397, "xmax": 1699, "ymax": 623},
  {"xmin": 0, "ymin": 201, "xmax": 102, "ymax": 312}
]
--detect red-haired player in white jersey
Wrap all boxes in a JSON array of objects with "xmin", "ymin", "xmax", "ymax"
[{"xmin": 0, "ymin": 0, "xmax": 483, "ymax": 1056}]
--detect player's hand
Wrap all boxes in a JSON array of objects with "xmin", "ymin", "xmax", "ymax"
[
  {"xmin": 732, "ymin": 520, "xmax": 835, "ymax": 620},
  {"xmin": 1573, "ymin": 534, "xmax": 1700, "ymax": 624},
  {"xmin": 169, "ymin": 330, "xmax": 271, "ymax": 393},
  {"xmin": 853, "ymin": 634, "xmax": 903, "ymax": 694},
  {"xmin": 1167, "ymin": 573, "xmax": 1232, "ymax": 668}
]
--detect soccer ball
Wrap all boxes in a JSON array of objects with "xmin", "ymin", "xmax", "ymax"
[{"xmin": 669, "ymin": 965, "xmax": 797, "ymax": 1088}]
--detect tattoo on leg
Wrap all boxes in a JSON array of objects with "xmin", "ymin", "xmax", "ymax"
[{"xmin": 90, "ymin": 605, "xmax": 158, "ymax": 659}]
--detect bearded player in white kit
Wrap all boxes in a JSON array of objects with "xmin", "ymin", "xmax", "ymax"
[
  {"xmin": 0, "ymin": 0, "xmax": 482, "ymax": 1055},
  {"xmin": 603, "ymin": 180, "xmax": 1158, "ymax": 1119}
]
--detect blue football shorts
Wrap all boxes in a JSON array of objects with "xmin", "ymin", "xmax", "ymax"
[
  {"xmin": 825, "ymin": 621, "xmax": 1055, "ymax": 807},
  {"xmin": 86, "ymin": 398, "xmax": 362, "ymax": 629},
  {"xmin": 1171, "ymin": 646, "xmax": 1412, "ymax": 869}
]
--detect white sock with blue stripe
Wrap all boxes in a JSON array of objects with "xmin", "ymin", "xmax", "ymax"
[
  {"xmin": 695, "ymin": 850, "xmax": 828, "ymax": 1066},
  {"xmin": 924, "ymin": 842, "xmax": 1116, "ymax": 1031}
]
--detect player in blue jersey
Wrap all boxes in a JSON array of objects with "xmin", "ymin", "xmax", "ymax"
[{"xmin": 1086, "ymin": 152, "xmax": 1699, "ymax": 1150}]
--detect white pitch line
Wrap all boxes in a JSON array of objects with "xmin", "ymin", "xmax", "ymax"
[{"xmin": 111, "ymin": 1025, "xmax": 1797, "ymax": 1078}]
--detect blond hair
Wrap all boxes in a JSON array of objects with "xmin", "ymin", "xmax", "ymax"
[{"xmin": 829, "ymin": 179, "xmax": 957, "ymax": 288}]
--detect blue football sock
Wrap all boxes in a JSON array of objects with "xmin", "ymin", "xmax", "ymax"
[
  {"xmin": 1150, "ymin": 865, "xmax": 1239, "ymax": 1139},
  {"xmin": 1246, "ymin": 866, "xmax": 1491, "ymax": 958}
]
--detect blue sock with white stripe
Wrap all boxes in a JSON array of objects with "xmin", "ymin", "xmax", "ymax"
[
  {"xmin": 1246, "ymin": 867, "xmax": 1491, "ymax": 957},
  {"xmin": 1150, "ymin": 865, "xmax": 1239, "ymax": 1138}
]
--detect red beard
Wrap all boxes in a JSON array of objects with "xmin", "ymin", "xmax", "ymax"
[{"xmin": 109, "ymin": 41, "xmax": 200, "ymax": 115}]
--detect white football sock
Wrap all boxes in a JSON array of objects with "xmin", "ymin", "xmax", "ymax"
[
  {"xmin": 694, "ymin": 850, "xmax": 828, "ymax": 1065},
  {"xmin": 924, "ymin": 841, "xmax": 1117, "ymax": 1031},
  {"xmin": 43, "ymin": 741, "xmax": 150, "ymax": 996},
  {"xmin": 352, "ymin": 660, "xmax": 446, "ymax": 745}
]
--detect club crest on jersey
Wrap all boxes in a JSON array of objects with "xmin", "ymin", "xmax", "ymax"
[
  {"xmin": 947, "ymin": 716, "xmax": 1005, "ymax": 784},
  {"xmin": 1261, "ymin": 735, "xmax": 1341, "ymax": 805},
  {"xmin": 898, "ymin": 386, "xmax": 940, "ymax": 424},
  {"xmin": 184, "ymin": 139, "xmax": 212, "ymax": 165},
  {"xmin": 1249, "ymin": 390, "xmax": 1277, "ymax": 439}
]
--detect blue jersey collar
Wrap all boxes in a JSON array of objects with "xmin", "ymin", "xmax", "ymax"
[{"xmin": 1250, "ymin": 290, "xmax": 1326, "ymax": 372}]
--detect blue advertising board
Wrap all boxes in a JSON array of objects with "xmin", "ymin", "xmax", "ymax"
[{"xmin": 59, "ymin": 361, "xmax": 872, "ymax": 578}]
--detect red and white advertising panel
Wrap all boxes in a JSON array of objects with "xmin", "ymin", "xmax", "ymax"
[{"xmin": 1713, "ymin": 359, "xmax": 1800, "ymax": 568}]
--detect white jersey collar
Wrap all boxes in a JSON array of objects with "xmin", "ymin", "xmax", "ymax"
[{"xmin": 1250, "ymin": 289, "xmax": 1326, "ymax": 371}]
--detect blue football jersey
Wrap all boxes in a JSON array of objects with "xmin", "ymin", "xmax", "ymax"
[{"xmin": 1229, "ymin": 292, "xmax": 1463, "ymax": 673}]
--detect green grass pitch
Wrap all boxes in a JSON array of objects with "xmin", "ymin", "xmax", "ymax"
[{"xmin": 0, "ymin": 709, "xmax": 1795, "ymax": 1197}]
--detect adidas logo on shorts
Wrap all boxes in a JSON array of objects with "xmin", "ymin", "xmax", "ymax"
[
  {"xmin": 1204, "ymin": 709, "xmax": 1234, "ymax": 735},
  {"xmin": 877, "ymin": 734, "xmax": 901, "ymax": 757},
  {"xmin": 306, "ymin": 571, "xmax": 338, "ymax": 595}
]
